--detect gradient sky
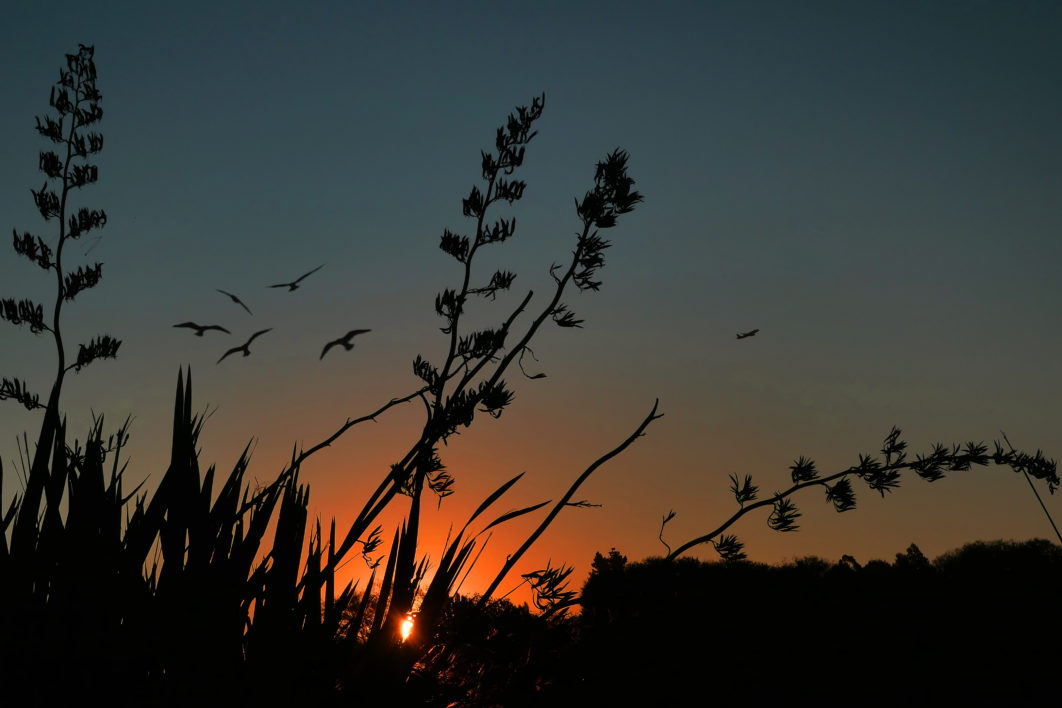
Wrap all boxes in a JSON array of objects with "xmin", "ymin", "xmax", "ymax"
[{"xmin": 2, "ymin": 1, "xmax": 1061, "ymax": 603}]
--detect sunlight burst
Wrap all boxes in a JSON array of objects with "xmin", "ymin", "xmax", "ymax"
[{"xmin": 400, "ymin": 614, "xmax": 414, "ymax": 641}]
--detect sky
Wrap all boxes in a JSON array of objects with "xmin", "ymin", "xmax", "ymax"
[{"xmin": 2, "ymin": 0, "xmax": 1061, "ymax": 604}]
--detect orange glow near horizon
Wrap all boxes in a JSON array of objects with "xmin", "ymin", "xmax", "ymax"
[{"xmin": 400, "ymin": 614, "xmax": 414, "ymax": 641}]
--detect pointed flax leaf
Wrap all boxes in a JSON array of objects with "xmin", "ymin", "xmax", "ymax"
[
  {"xmin": 420, "ymin": 536, "xmax": 478, "ymax": 633},
  {"xmin": 370, "ymin": 528, "xmax": 402, "ymax": 638},
  {"xmin": 323, "ymin": 518, "xmax": 337, "ymax": 631},
  {"xmin": 481, "ymin": 500, "xmax": 551, "ymax": 533},
  {"xmin": 267, "ymin": 474, "xmax": 309, "ymax": 602},
  {"xmin": 0, "ymin": 458, "xmax": 17, "ymax": 552},
  {"xmin": 349, "ymin": 569, "xmax": 377, "ymax": 639},
  {"xmin": 463, "ymin": 471, "xmax": 525, "ymax": 532},
  {"xmin": 206, "ymin": 442, "xmax": 252, "ymax": 556},
  {"xmin": 300, "ymin": 522, "xmax": 323, "ymax": 630},
  {"xmin": 390, "ymin": 499, "xmax": 423, "ymax": 617}
]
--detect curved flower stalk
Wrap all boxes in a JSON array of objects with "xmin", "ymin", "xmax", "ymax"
[
  {"xmin": 3, "ymin": 44, "xmax": 120, "ymax": 560},
  {"xmin": 661, "ymin": 427, "xmax": 1059, "ymax": 561}
]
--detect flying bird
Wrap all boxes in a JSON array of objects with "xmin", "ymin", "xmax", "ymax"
[
  {"xmin": 320, "ymin": 329, "xmax": 371, "ymax": 360},
  {"xmin": 173, "ymin": 321, "xmax": 231, "ymax": 337},
  {"xmin": 217, "ymin": 289, "xmax": 253, "ymax": 315},
  {"xmin": 270, "ymin": 264, "xmax": 325, "ymax": 292},
  {"xmin": 736, "ymin": 329, "xmax": 759, "ymax": 339},
  {"xmin": 217, "ymin": 328, "xmax": 272, "ymax": 364}
]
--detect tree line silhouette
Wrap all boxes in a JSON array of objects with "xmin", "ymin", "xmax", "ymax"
[
  {"xmin": 356, "ymin": 540, "xmax": 1062, "ymax": 706},
  {"xmin": 570, "ymin": 541, "xmax": 1062, "ymax": 706}
]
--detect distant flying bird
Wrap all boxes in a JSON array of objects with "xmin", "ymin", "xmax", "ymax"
[
  {"xmin": 217, "ymin": 328, "xmax": 272, "ymax": 364},
  {"xmin": 269, "ymin": 264, "xmax": 325, "ymax": 292},
  {"xmin": 173, "ymin": 321, "xmax": 231, "ymax": 337},
  {"xmin": 320, "ymin": 329, "xmax": 371, "ymax": 360},
  {"xmin": 736, "ymin": 329, "xmax": 759, "ymax": 339},
  {"xmin": 217, "ymin": 289, "xmax": 253, "ymax": 315}
]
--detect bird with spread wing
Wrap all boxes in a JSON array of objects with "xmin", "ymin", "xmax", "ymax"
[
  {"xmin": 270, "ymin": 264, "xmax": 325, "ymax": 292},
  {"xmin": 174, "ymin": 322, "xmax": 230, "ymax": 337},
  {"xmin": 217, "ymin": 328, "xmax": 272, "ymax": 364},
  {"xmin": 216, "ymin": 289, "xmax": 253, "ymax": 315},
  {"xmin": 320, "ymin": 329, "xmax": 371, "ymax": 360}
]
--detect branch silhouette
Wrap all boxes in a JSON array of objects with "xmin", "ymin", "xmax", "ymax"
[
  {"xmin": 479, "ymin": 401, "xmax": 662, "ymax": 610},
  {"xmin": 663, "ymin": 427, "xmax": 1059, "ymax": 560}
]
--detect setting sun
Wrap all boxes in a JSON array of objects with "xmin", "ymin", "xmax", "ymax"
[{"xmin": 400, "ymin": 615, "xmax": 414, "ymax": 641}]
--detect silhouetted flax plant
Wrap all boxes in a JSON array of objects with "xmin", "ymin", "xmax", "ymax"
[
  {"xmin": 264, "ymin": 91, "xmax": 656, "ymax": 694},
  {"xmin": 660, "ymin": 426, "xmax": 1059, "ymax": 561},
  {"xmin": 2, "ymin": 68, "xmax": 657, "ymax": 703},
  {"xmin": 1, "ymin": 45, "xmax": 120, "ymax": 567},
  {"xmin": 4, "ymin": 46, "xmax": 1057, "ymax": 707}
]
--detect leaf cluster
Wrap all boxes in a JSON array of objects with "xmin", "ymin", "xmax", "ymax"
[
  {"xmin": 729, "ymin": 473, "xmax": 758, "ymax": 506},
  {"xmin": 63, "ymin": 262, "xmax": 103, "ymax": 300},
  {"xmin": 522, "ymin": 562, "xmax": 578, "ymax": 616},
  {"xmin": 67, "ymin": 207, "xmax": 107, "ymax": 238},
  {"xmin": 0, "ymin": 298, "xmax": 48, "ymax": 334},
  {"xmin": 70, "ymin": 334, "xmax": 121, "ymax": 372},
  {"xmin": 712, "ymin": 534, "xmax": 746, "ymax": 562},
  {"xmin": 12, "ymin": 231, "xmax": 53, "ymax": 269},
  {"xmin": 0, "ymin": 378, "xmax": 43, "ymax": 410}
]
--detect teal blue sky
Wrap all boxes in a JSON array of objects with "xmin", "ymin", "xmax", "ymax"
[{"xmin": 2, "ymin": 1, "xmax": 1061, "ymax": 596}]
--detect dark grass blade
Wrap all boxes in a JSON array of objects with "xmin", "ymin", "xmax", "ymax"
[
  {"xmin": 462, "ymin": 471, "xmax": 525, "ymax": 534},
  {"xmin": 370, "ymin": 527, "xmax": 401, "ymax": 639},
  {"xmin": 481, "ymin": 500, "xmax": 551, "ymax": 534}
]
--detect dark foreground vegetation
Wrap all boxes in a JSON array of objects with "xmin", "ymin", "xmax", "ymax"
[
  {"xmin": 569, "ymin": 542, "xmax": 1062, "ymax": 707},
  {"xmin": 351, "ymin": 541, "xmax": 1062, "ymax": 706},
  {"xmin": 5, "ymin": 373, "xmax": 1058, "ymax": 706},
  {"xmin": 3, "ymin": 45, "xmax": 1060, "ymax": 707}
]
